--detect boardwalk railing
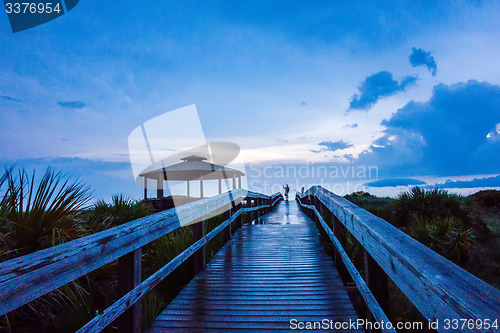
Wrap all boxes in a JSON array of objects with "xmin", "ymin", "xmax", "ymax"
[
  {"xmin": 0, "ymin": 189, "xmax": 282, "ymax": 333},
  {"xmin": 297, "ymin": 186, "xmax": 500, "ymax": 333}
]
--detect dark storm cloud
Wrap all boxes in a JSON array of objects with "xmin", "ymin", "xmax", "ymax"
[
  {"xmin": 409, "ymin": 47, "xmax": 437, "ymax": 76},
  {"xmin": 348, "ymin": 71, "xmax": 417, "ymax": 111}
]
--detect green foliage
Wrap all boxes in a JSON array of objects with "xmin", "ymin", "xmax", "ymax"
[
  {"xmin": 343, "ymin": 187, "xmax": 500, "ymax": 329},
  {"xmin": 0, "ymin": 167, "xmax": 91, "ymax": 260},
  {"xmin": 391, "ymin": 187, "xmax": 467, "ymax": 228},
  {"xmin": 81, "ymin": 194, "xmax": 151, "ymax": 234},
  {"xmin": 141, "ymin": 290, "xmax": 167, "ymax": 330},
  {"xmin": 142, "ymin": 228, "xmax": 192, "ymax": 275},
  {"xmin": 408, "ymin": 216, "xmax": 476, "ymax": 265},
  {"xmin": 470, "ymin": 189, "xmax": 500, "ymax": 209},
  {"xmin": 344, "ymin": 191, "xmax": 392, "ymax": 221},
  {"xmin": 2, "ymin": 281, "xmax": 95, "ymax": 332}
]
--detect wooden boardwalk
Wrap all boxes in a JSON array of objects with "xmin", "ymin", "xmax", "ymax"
[{"xmin": 148, "ymin": 200, "xmax": 361, "ymax": 332}]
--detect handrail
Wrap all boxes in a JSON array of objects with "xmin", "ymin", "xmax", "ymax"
[
  {"xmin": 297, "ymin": 186, "xmax": 500, "ymax": 333},
  {"xmin": 0, "ymin": 189, "xmax": 283, "ymax": 332},
  {"xmin": 296, "ymin": 196, "xmax": 395, "ymax": 333}
]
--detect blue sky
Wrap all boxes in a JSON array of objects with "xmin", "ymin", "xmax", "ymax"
[{"xmin": 1, "ymin": 1, "xmax": 500, "ymax": 199}]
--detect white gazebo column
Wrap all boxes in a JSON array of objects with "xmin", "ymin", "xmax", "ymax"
[
  {"xmin": 144, "ymin": 177, "xmax": 148, "ymax": 200},
  {"xmin": 238, "ymin": 175, "xmax": 241, "ymax": 189},
  {"xmin": 232, "ymin": 175, "xmax": 236, "ymax": 189},
  {"xmin": 218, "ymin": 178, "xmax": 222, "ymax": 195},
  {"xmin": 187, "ymin": 180, "xmax": 190, "ymax": 197},
  {"xmin": 200, "ymin": 176, "xmax": 204, "ymax": 198}
]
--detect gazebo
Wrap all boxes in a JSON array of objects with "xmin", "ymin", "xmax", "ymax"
[{"xmin": 139, "ymin": 155, "xmax": 245, "ymax": 200}]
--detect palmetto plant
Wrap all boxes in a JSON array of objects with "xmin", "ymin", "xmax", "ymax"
[
  {"xmin": 0, "ymin": 167, "xmax": 92, "ymax": 332},
  {"xmin": 403, "ymin": 206, "xmax": 476, "ymax": 266},
  {"xmin": 81, "ymin": 194, "xmax": 151, "ymax": 234},
  {"xmin": 0, "ymin": 167, "xmax": 91, "ymax": 261}
]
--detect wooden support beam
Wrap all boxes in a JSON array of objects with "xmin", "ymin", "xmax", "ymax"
[
  {"xmin": 191, "ymin": 220, "xmax": 206, "ymax": 275},
  {"xmin": 333, "ymin": 215, "xmax": 349, "ymax": 283},
  {"xmin": 223, "ymin": 205, "xmax": 232, "ymax": 243},
  {"xmin": 118, "ymin": 249, "xmax": 142, "ymax": 333},
  {"xmin": 364, "ymin": 251, "xmax": 389, "ymax": 313},
  {"xmin": 156, "ymin": 179, "xmax": 163, "ymax": 199},
  {"xmin": 236, "ymin": 202, "xmax": 242, "ymax": 229},
  {"xmin": 247, "ymin": 198, "xmax": 253, "ymax": 223}
]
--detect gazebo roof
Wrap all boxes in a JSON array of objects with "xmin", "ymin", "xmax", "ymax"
[{"xmin": 139, "ymin": 155, "xmax": 245, "ymax": 181}]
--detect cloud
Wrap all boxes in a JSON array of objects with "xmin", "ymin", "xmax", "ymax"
[
  {"xmin": 365, "ymin": 178, "xmax": 426, "ymax": 187},
  {"xmin": 0, "ymin": 95, "xmax": 22, "ymax": 102},
  {"xmin": 428, "ymin": 175, "xmax": 500, "ymax": 189},
  {"xmin": 409, "ymin": 47, "xmax": 437, "ymax": 76},
  {"xmin": 357, "ymin": 80, "xmax": 500, "ymax": 176},
  {"xmin": 311, "ymin": 140, "xmax": 353, "ymax": 153},
  {"xmin": 348, "ymin": 71, "xmax": 417, "ymax": 111},
  {"xmin": 57, "ymin": 100, "xmax": 86, "ymax": 109},
  {"xmin": 344, "ymin": 123, "xmax": 358, "ymax": 129},
  {"xmin": 486, "ymin": 123, "xmax": 500, "ymax": 141}
]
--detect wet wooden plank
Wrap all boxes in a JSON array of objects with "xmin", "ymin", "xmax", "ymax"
[{"xmin": 148, "ymin": 201, "xmax": 361, "ymax": 332}]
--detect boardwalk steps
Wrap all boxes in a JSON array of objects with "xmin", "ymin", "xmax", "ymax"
[{"xmin": 148, "ymin": 201, "xmax": 362, "ymax": 332}]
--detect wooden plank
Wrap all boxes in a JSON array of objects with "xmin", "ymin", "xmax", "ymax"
[
  {"xmin": 149, "ymin": 201, "xmax": 361, "ymax": 332},
  {"xmin": 302, "ymin": 186, "xmax": 500, "ymax": 333}
]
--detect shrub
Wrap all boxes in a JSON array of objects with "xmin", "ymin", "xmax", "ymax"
[{"xmin": 0, "ymin": 167, "xmax": 91, "ymax": 260}]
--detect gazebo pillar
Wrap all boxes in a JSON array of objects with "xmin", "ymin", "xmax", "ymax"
[
  {"xmin": 232, "ymin": 175, "xmax": 236, "ymax": 189},
  {"xmin": 218, "ymin": 179, "xmax": 222, "ymax": 195},
  {"xmin": 200, "ymin": 177, "xmax": 204, "ymax": 198},
  {"xmin": 238, "ymin": 175, "xmax": 241, "ymax": 189},
  {"xmin": 156, "ymin": 179, "xmax": 164, "ymax": 199},
  {"xmin": 144, "ymin": 177, "xmax": 148, "ymax": 200},
  {"xmin": 187, "ymin": 180, "xmax": 190, "ymax": 197}
]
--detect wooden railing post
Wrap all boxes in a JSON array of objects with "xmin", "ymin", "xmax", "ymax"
[
  {"xmin": 247, "ymin": 198, "xmax": 253, "ymax": 223},
  {"xmin": 307, "ymin": 195, "xmax": 312, "ymax": 219},
  {"xmin": 118, "ymin": 248, "xmax": 142, "ymax": 333},
  {"xmin": 312, "ymin": 196, "xmax": 318, "ymax": 222},
  {"xmin": 224, "ymin": 204, "xmax": 232, "ymax": 243},
  {"xmin": 256, "ymin": 198, "xmax": 261, "ymax": 220},
  {"xmin": 333, "ymin": 216, "xmax": 350, "ymax": 282},
  {"xmin": 364, "ymin": 251, "xmax": 389, "ymax": 313},
  {"xmin": 191, "ymin": 220, "xmax": 206, "ymax": 275},
  {"xmin": 236, "ymin": 202, "xmax": 242, "ymax": 229},
  {"xmin": 258, "ymin": 198, "xmax": 262, "ymax": 219}
]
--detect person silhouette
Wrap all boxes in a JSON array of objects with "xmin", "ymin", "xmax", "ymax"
[{"xmin": 283, "ymin": 184, "xmax": 290, "ymax": 201}]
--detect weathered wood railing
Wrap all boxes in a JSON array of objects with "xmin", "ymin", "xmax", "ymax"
[
  {"xmin": 0, "ymin": 189, "xmax": 282, "ymax": 333},
  {"xmin": 297, "ymin": 186, "xmax": 500, "ymax": 333}
]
